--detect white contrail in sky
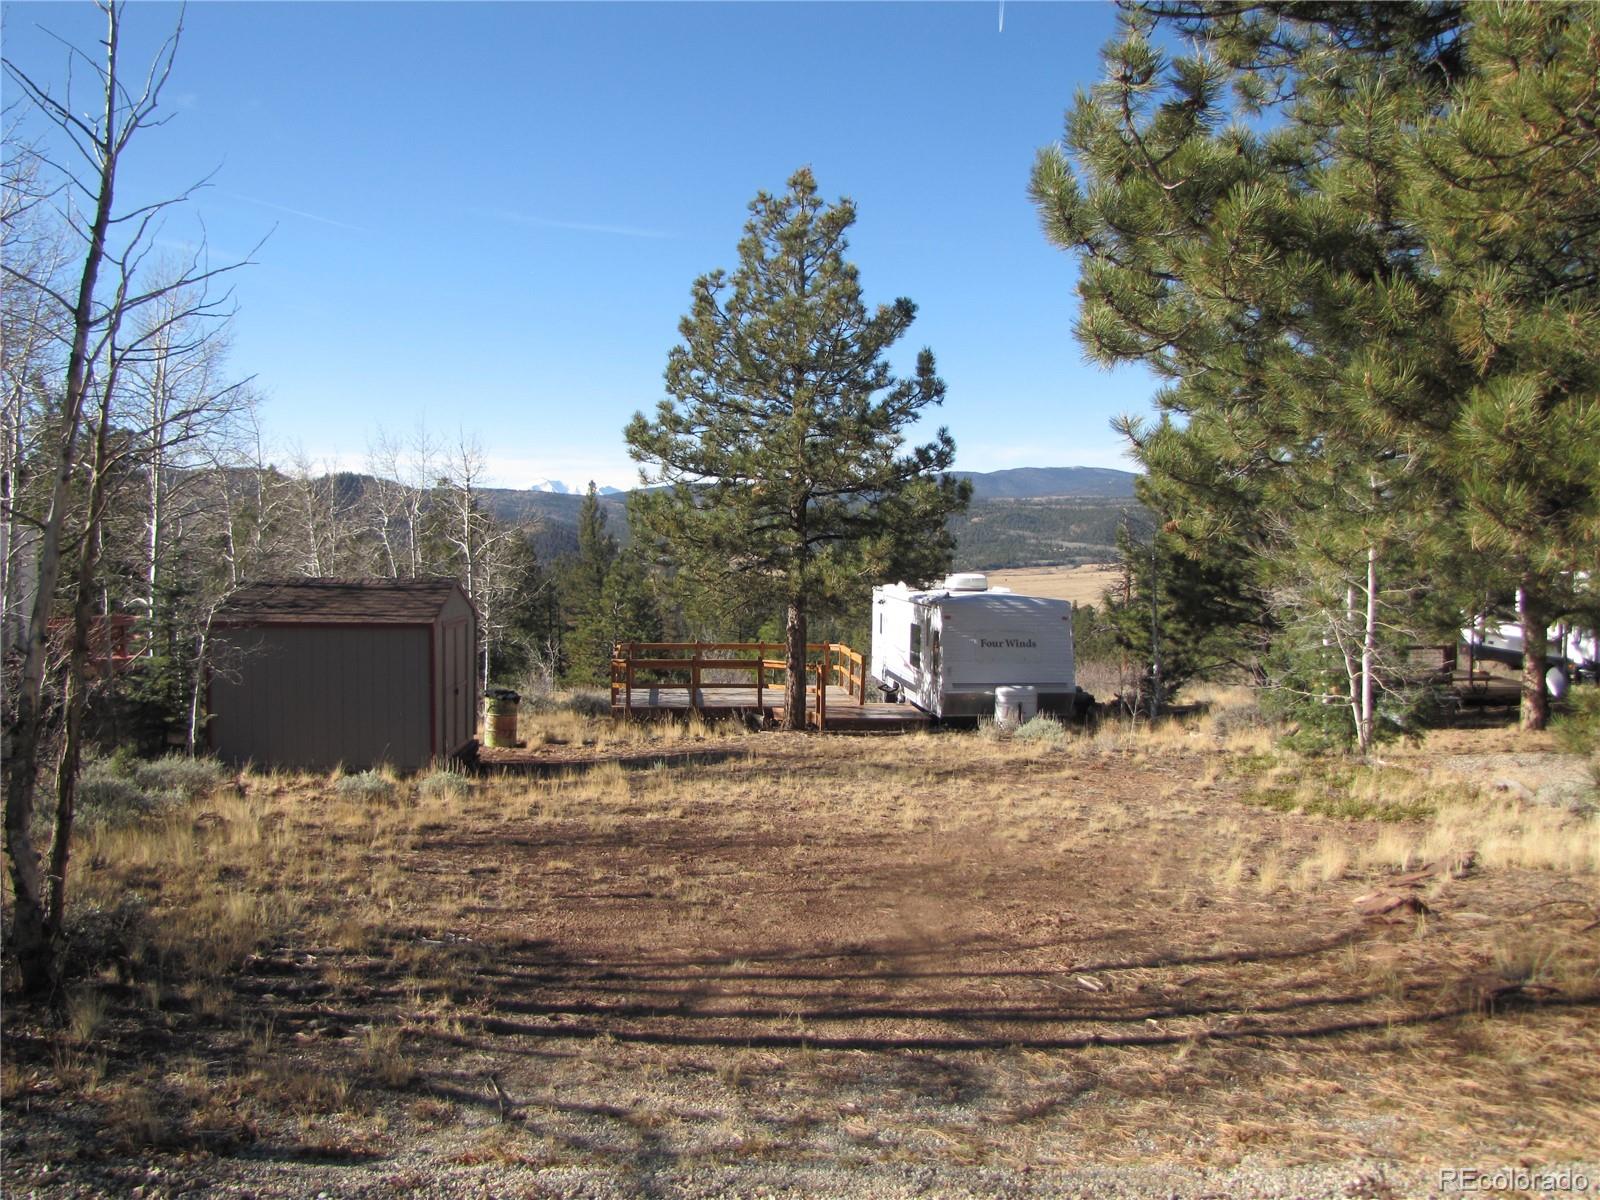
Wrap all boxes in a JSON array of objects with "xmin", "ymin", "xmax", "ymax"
[
  {"xmin": 999, "ymin": 1, "xmax": 1005, "ymax": 33},
  {"xmin": 482, "ymin": 207, "xmax": 676, "ymax": 240},
  {"xmin": 216, "ymin": 189, "xmax": 373, "ymax": 234}
]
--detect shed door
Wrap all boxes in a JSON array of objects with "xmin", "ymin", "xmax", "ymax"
[{"xmin": 442, "ymin": 618, "xmax": 471, "ymax": 754}]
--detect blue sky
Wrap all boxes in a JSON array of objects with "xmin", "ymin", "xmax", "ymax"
[{"xmin": 3, "ymin": 1, "xmax": 1158, "ymax": 491}]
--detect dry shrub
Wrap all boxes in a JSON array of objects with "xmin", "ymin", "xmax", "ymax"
[
  {"xmin": 1299, "ymin": 837, "xmax": 1351, "ymax": 887},
  {"xmin": 564, "ymin": 689, "xmax": 612, "ymax": 719},
  {"xmin": 1072, "ymin": 658, "xmax": 1126, "ymax": 702},
  {"xmin": 1421, "ymin": 798, "xmax": 1599, "ymax": 875},
  {"xmin": 1014, "ymin": 715, "xmax": 1066, "ymax": 746},
  {"xmin": 360, "ymin": 1024, "xmax": 417, "ymax": 1088},
  {"xmin": 65, "ymin": 987, "xmax": 107, "ymax": 1044},
  {"xmin": 1362, "ymin": 825, "xmax": 1422, "ymax": 872},
  {"xmin": 418, "ymin": 767, "xmax": 471, "ymax": 802},
  {"xmin": 250, "ymin": 1059, "xmax": 355, "ymax": 1116},
  {"xmin": 1136, "ymin": 714, "xmax": 1209, "ymax": 752},
  {"xmin": 75, "ymin": 761, "xmax": 163, "ymax": 827},
  {"xmin": 105, "ymin": 1084, "xmax": 173, "ymax": 1150},
  {"xmin": 131, "ymin": 755, "xmax": 226, "ymax": 802},
  {"xmin": 333, "ymin": 770, "xmax": 396, "ymax": 801}
]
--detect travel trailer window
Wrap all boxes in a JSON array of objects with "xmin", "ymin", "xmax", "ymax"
[{"xmin": 910, "ymin": 623, "xmax": 922, "ymax": 668}]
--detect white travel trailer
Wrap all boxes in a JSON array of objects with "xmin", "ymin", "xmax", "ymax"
[
  {"xmin": 1460, "ymin": 571, "xmax": 1599, "ymax": 690},
  {"xmin": 870, "ymin": 573, "xmax": 1081, "ymax": 719}
]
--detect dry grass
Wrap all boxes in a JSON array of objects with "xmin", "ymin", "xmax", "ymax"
[
  {"xmin": 985, "ymin": 564, "xmax": 1122, "ymax": 605},
  {"xmin": 5, "ymin": 698, "xmax": 1599, "ymax": 1186}
]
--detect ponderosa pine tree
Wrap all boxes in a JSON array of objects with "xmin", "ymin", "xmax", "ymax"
[
  {"xmin": 560, "ymin": 482, "xmax": 617, "ymax": 683},
  {"xmin": 626, "ymin": 168, "xmax": 969, "ymax": 728},
  {"xmin": 1410, "ymin": 1, "xmax": 1600, "ymax": 728},
  {"xmin": 1025, "ymin": 2, "xmax": 1600, "ymax": 742},
  {"xmin": 1102, "ymin": 508, "xmax": 1270, "ymax": 715},
  {"xmin": 562, "ymin": 483, "xmax": 662, "ymax": 685}
]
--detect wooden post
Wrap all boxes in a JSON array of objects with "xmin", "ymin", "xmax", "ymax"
[
  {"xmin": 691, "ymin": 644, "xmax": 701, "ymax": 713},
  {"xmin": 624, "ymin": 643, "xmax": 634, "ymax": 718},
  {"xmin": 817, "ymin": 643, "xmax": 829, "ymax": 730},
  {"xmin": 755, "ymin": 642, "xmax": 764, "ymax": 712}
]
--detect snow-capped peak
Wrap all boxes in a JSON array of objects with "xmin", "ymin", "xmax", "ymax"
[{"xmin": 529, "ymin": 479, "xmax": 625, "ymax": 496}]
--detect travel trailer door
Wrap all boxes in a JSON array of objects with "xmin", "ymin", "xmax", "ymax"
[{"xmin": 912, "ymin": 605, "xmax": 942, "ymax": 713}]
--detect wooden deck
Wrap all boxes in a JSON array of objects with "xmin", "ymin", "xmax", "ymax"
[
  {"xmin": 611, "ymin": 642, "xmax": 931, "ymax": 732},
  {"xmin": 619, "ymin": 684, "xmax": 930, "ymax": 731}
]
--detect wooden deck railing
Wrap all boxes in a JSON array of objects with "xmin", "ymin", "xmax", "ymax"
[{"xmin": 611, "ymin": 641, "xmax": 868, "ymax": 729}]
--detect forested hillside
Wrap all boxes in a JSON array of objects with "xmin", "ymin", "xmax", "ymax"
[
  {"xmin": 950, "ymin": 498, "xmax": 1143, "ymax": 569},
  {"xmin": 953, "ymin": 466, "xmax": 1136, "ymax": 500},
  {"xmin": 473, "ymin": 467, "xmax": 1141, "ymax": 569}
]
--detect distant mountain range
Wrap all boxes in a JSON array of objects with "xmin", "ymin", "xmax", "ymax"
[
  {"xmin": 475, "ymin": 465, "xmax": 1141, "ymax": 564},
  {"xmin": 320, "ymin": 466, "xmax": 1141, "ymax": 565},
  {"xmin": 952, "ymin": 466, "xmax": 1137, "ymax": 500},
  {"xmin": 529, "ymin": 480, "xmax": 624, "ymax": 496}
]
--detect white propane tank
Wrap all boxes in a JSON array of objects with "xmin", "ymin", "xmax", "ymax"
[
  {"xmin": 995, "ymin": 685, "xmax": 1039, "ymax": 728},
  {"xmin": 1547, "ymin": 664, "xmax": 1569, "ymax": 700}
]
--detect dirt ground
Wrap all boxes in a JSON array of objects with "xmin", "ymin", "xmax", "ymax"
[{"xmin": 4, "ymin": 713, "xmax": 1599, "ymax": 1198}]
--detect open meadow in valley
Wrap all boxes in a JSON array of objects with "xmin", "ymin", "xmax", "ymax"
[
  {"xmin": 984, "ymin": 565, "xmax": 1123, "ymax": 608},
  {"xmin": 4, "ymin": 692, "xmax": 1598, "ymax": 1198}
]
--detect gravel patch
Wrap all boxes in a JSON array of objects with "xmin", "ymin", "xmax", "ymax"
[
  {"xmin": 1435, "ymin": 752, "xmax": 1597, "ymax": 812},
  {"xmin": 3, "ymin": 1151, "xmax": 1549, "ymax": 1199}
]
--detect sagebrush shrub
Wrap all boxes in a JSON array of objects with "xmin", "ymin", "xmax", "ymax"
[
  {"xmin": 418, "ymin": 768, "xmax": 471, "ymax": 801},
  {"xmin": 77, "ymin": 761, "xmax": 160, "ymax": 827},
  {"xmin": 333, "ymin": 770, "xmax": 394, "ymax": 801},
  {"xmin": 564, "ymin": 690, "xmax": 611, "ymax": 719},
  {"xmin": 132, "ymin": 755, "xmax": 225, "ymax": 803},
  {"xmin": 1014, "ymin": 715, "xmax": 1066, "ymax": 745}
]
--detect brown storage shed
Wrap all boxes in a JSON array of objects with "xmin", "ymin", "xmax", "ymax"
[{"xmin": 208, "ymin": 579, "xmax": 477, "ymax": 772}]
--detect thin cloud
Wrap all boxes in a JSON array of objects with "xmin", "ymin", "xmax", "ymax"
[
  {"xmin": 216, "ymin": 189, "xmax": 373, "ymax": 234},
  {"xmin": 482, "ymin": 206, "xmax": 675, "ymax": 241}
]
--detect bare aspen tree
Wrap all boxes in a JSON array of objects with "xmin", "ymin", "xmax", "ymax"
[
  {"xmin": 2, "ymin": 3, "xmax": 255, "ymax": 993},
  {"xmin": 362, "ymin": 423, "xmax": 439, "ymax": 580},
  {"xmin": 182, "ymin": 411, "xmax": 281, "ymax": 752},
  {"xmin": 402, "ymin": 422, "xmax": 438, "ymax": 578},
  {"xmin": 364, "ymin": 428, "xmax": 411, "ymax": 578},
  {"xmin": 438, "ymin": 431, "xmax": 504, "ymax": 691},
  {"xmin": 285, "ymin": 446, "xmax": 362, "ymax": 577},
  {"xmin": 1, "ymin": 138, "xmax": 70, "ymax": 662},
  {"xmin": 126, "ymin": 274, "xmax": 254, "ymax": 644}
]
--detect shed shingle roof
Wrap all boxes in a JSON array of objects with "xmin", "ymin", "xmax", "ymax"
[{"xmin": 214, "ymin": 579, "xmax": 465, "ymax": 626}]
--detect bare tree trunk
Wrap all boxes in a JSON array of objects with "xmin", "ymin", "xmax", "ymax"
[
  {"xmin": 143, "ymin": 335, "xmax": 169, "ymax": 639},
  {"xmin": 188, "ymin": 619, "xmax": 210, "ymax": 753},
  {"xmin": 3, "ymin": 3, "xmax": 126, "ymax": 996},
  {"xmin": 479, "ymin": 589, "xmax": 493, "ymax": 696},
  {"xmin": 146, "ymin": 443, "xmax": 162, "ymax": 629},
  {"xmin": 1518, "ymin": 580, "xmax": 1549, "ymax": 732},
  {"xmin": 1147, "ymin": 541, "xmax": 1160, "ymax": 720},
  {"xmin": 1358, "ymin": 544, "xmax": 1378, "ymax": 754},
  {"xmin": 47, "ymin": 283, "xmax": 131, "ymax": 940},
  {"xmin": 5, "ymin": 4, "xmax": 247, "ymax": 993},
  {"xmin": 49, "ymin": 414, "xmax": 115, "ymax": 935},
  {"xmin": 1343, "ymin": 583, "xmax": 1362, "ymax": 745}
]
